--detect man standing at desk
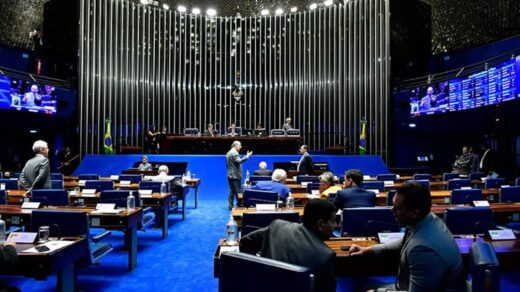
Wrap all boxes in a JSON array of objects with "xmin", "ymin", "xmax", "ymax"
[
  {"xmin": 349, "ymin": 182, "xmax": 465, "ymax": 291},
  {"xmin": 19, "ymin": 140, "xmax": 51, "ymax": 192},
  {"xmin": 226, "ymin": 141, "xmax": 252, "ymax": 210},
  {"xmin": 297, "ymin": 145, "xmax": 314, "ymax": 175}
]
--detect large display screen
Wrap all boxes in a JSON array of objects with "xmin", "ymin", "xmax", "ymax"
[
  {"xmin": 0, "ymin": 75, "xmax": 57, "ymax": 114},
  {"xmin": 410, "ymin": 55, "xmax": 520, "ymax": 116}
]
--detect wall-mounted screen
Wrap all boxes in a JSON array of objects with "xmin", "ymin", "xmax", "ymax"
[
  {"xmin": 0, "ymin": 75, "xmax": 57, "ymax": 114},
  {"xmin": 410, "ymin": 55, "xmax": 520, "ymax": 116}
]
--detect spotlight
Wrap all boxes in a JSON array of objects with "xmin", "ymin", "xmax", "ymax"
[
  {"xmin": 324, "ymin": 0, "xmax": 333, "ymax": 6},
  {"xmin": 275, "ymin": 8, "xmax": 283, "ymax": 15},
  {"xmin": 309, "ymin": 3, "xmax": 318, "ymax": 10},
  {"xmin": 260, "ymin": 9, "xmax": 269, "ymax": 16},
  {"xmin": 177, "ymin": 5, "xmax": 187, "ymax": 13},
  {"xmin": 408, "ymin": 123, "xmax": 417, "ymax": 128},
  {"xmin": 162, "ymin": 4, "xmax": 169, "ymax": 10},
  {"xmin": 206, "ymin": 8, "xmax": 217, "ymax": 16},
  {"xmin": 192, "ymin": 8, "xmax": 201, "ymax": 15},
  {"xmin": 29, "ymin": 130, "xmax": 37, "ymax": 134},
  {"xmin": 139, "ymin": 0, "xmax": 149, "ymax": 5},
  {"xmin": 290, "ymin": 7, "xmax": 298, "ymax": 13}
]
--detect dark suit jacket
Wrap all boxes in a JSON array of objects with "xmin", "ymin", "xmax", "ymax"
[
  {"xmin": 0, "ymin": 245, "xmax": 17, "ymax": 274},
  {"xmin": 19, "ymin": 154, "xmax": 51, "ymax": 191},
  {"xmin": 297, "ymin": 154, "xmax": 314, "ymax": 175},
  {"xmin": 240, "ymin": 220, "xmax": 336, "ymax": 292},
  {"xmin": 333, "ymin": 186, "xmax": 376, "ymax": 210},
  {"xmin": 253, "ymin": 169, "xmax": 273, "ymax": 176}
]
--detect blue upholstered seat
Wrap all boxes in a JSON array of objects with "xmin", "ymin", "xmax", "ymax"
[
  {"xmin": 447, "ymin": 179, "xmax": 471, "ymax": 190},
  {"xmin": 342, "ymin": 207, "xmax": 399, "ymax": 236},
  {"xmin": 362, "ymin": 181, "xmax": 385, "ymax": 192},
  {"xmin": 242, "ymin": 189, "xmax": 279, "ymax": 208},
  {"xmin": 468, "ymin": 241, "xmax": 500, "ymax": 292},
  {"xmin": 85, "ymin": 180, "xmax": 114, "ymax": 191},
  {"xmin": 241, "ymin": 212, "xmax": 300, "ymax": 237},
  {"xmin": 443, "ymin": 173, "xmax": 460, "ymax": 181},
  {"xmin": 376, "ymin": 174, "xmax": 397, "ymax": 182},
  {"xmin": 450, "ymin": 189, "xmax": 482, "ymax": 205},
  {"xmin": 444, "ymin": 207, "xmax": 494, "ymax": 235},
  {"xmin": 32, "ymin": 189, "xmax": 69, "ymax": 206},
  {"xmin": 499, "ymin": 186, "xmax": 520, "ymax": 203}
]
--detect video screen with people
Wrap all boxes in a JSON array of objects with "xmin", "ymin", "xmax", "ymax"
[
  {"xmin": 0, "ymin": 74, "xmax": 57, "ymax": 114},
  {"xmin": 410, "ymin": 55, "xmax": 520, "ymax": 117}
]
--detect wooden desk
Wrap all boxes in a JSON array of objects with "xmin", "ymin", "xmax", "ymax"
[
  {"xmin": 13, "ymin": 237, "xmax": 86, "ymax": 291},
  {"xmin": 0, "ymin": 205, "xmax": 142, "ymax": 271},
  {"xmin": 231, "ymin": 207, "xmax": 304, "ymax": 227},
  {"xmin": 185, "ymin": 178, "xmax": 201, "ymax": 209}
]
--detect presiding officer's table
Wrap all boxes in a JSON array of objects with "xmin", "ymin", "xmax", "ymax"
[{"xmin": 160, "ymin": 135, "xmax": 303, "ymax": 154}]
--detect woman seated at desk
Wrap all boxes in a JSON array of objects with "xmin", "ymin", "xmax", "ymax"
[{"xmin": 319, "ymin": 172, "xmax": 342, "ymax": 199}]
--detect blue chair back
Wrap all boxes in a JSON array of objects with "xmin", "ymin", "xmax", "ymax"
[
  {"xmin": 219, "ymin": 252, "xmax": 313, "ymax": 292},
  {"xmin": 242, "ymin": 212, "xmax": 300, "ymax": 237},
  {"xmin": 249, "ymin": 176, "xmax": 272, "ymax": 183},
  {"xmin": 0, "ymin": 179, "xmax": 18, "ymax": 190},
  {"xmin": 499, "ymin": 186, "xmax": 520, "ymax": 203},
  {"xmin": 0, "ymin": 190, "xmax": 6, "ymax": 204},
  {"xmin": 50, "ymin": 173, "xmax": 64, "ymax": 180},
  {"xmin": 243, "ymin": 189, "xmax": 279, "ymax": 207},
  {"xmin": 484, "ymin": 178, "xmax": 507, "ymax": 189},
  {"xmin": 469, "ymin": 173, "xmax": 486, "ymax": 181},
  {"xmin": 101, "ymin": 190, "xmax": 141, "ymax": 208},
  {"xmin": 443, "ymin": 173, "xmax": 460, "ymax": 181},
  {"xmin": 386, "ymin": 190, "xmax": 397, "ymax": 206},
  {"xmin": 362, "ymin": 181, "xmax": 384, "ymax": 192},
  {"xmin": 51, "ymin": 180, "xmax": 64, "ymax": 189},
  {"xmin": 295, "ymin": 176, "xmax": 319, "ymax": 184},
  {"xmin": 451, "ymin": 189, "xmax": 482, "ymax": 205},
  {"xmin": 376, "ymin": 174, "xmax": 397, "ymax": 182},
  {"xmin": 469, "ymin": 241, "xmax": 500, "ymax": 292},
  {"xmin": 306, "ymin": 182, "xmax": 321, "ymax": 193},
  {"xmin": 447, "ymin": 179, "xmax": 471, "ymax": 190},
  {"xmin": 413, "ymin": 173, "xmax": 432, "ymax": 181},
  {"xmin": 409, "ymin": 179, "xmax": 431, "ymax": 189},
  {"xmin": 85, "ymin": 180, "xmax": 114, "ymax": 191},
  {"xmin": 139, "ymin": 181, "xmax": 162, "ymax": 193},
  {"xmin": 342, "ymin": 207, "xmax": 399, "ymax": 236},
  {"xmin": 78, "ymin": 174, "xmax": 100, "ymax": 180},
  {"xmin": 444, "ymin": 207, "xmax": 494, "ymax": 235},
  {"xmin": 119, "ymin": 174, "xmax": 142, "ymax": 184},
  {"xmin": 32, "ymin": 189, "xmax": 69, "ymax": 206}
]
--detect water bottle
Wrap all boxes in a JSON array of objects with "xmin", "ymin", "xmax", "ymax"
[
  {"xmin": 181, "ymin": 173, "xmax": 187, "ymax": 185},
  {"xmin": 186, "ymin": 170, "xmax": 191, "ymax": 180},
  {"xmin": 286, "ymin": 193, "xmax": 295, "ymax": 209},
  {"xmin": 127, "ymin": 192, "xmax": 136, "ymax": 210},
  {"xmin": 226, "ymin": 215, "xmax": 238, "ymax": 245},
  {"xmin": 0, "ymin": 215, "xmax": 5, "ymax": 244},
  {"xmin": 245, "ymin": 170, "xmax": 251, "ymax": 185},
  {"xmin": 160, "ymin": 181, "xmax": 167, "ymax": 195}
]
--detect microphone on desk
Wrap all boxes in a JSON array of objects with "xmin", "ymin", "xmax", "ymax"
[{"xmin": 473, "ymin": 221, "xmax": 495, "ymax": 242}]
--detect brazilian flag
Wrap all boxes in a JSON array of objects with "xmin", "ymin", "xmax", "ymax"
[
  {"xmin": 359, "ymin": 118, "xmax": 367, "ymax": 155},
  {"xmin": 103, "ymin": 119, "xmax": 114, "ymax": 154}
]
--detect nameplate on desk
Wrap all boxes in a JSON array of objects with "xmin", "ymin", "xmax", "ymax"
[
  {"xmin": 219, "ymin": 246, "xmax": 239, "ymax": 255},
  {"xmin": 95, "ymin": 203, "xmax": 116, "ymax": 212},
  {"xmin": 363, "ymin": 175, "xmax": 371, "ymax": 180},
  {"xmin": 119, "ymin": 180, "xmax": 131, "ymax": 185},
  {"xmin": 68, "ymin": 190, "xmax": 77, "ymax": 196},
  {"xmin": 301, "ymin": 182, "xmax": 310, "ymax": 187},
  {"xmin": 78, "ymin": 180, "xmax": 86, "ymax": 186},
  {"xmin": 488, "ymin": 229, "xmax": 516, "ymax": 241},
  {"xmin": 311, "ymin": 190, "xmax": 319, "ymax": 196},
  {"xmin": 461, "ymin": 186, "xmax": 472, "ymax": 190},
  {"xmin": 7, "ymin": 232, "xmax": 37, "ymax": 243},
  {"xmin": 367, "ymin": 189, "xmax": 379, "ymax": 194},
  {"xmin": 0, "ymin": 183, "xmax": 4, "ymax": 190},
  {"xmin": 138, "ymin": 190, "xmax": 153, "ymax": 196},
  {"xmin": 378, "ymin": 232, "xmax": 405, "ymax": 244},
  {"xmin": 110, "ymin": 175, "xmax": 119, "ymax": 180},
  {"xmin": 82, "ymin": 189, "xmax": 96, "ymax": 195},
  {"xmin": 383, "ymin": 181, "xmax": 394, "ymax": 186},
  {"xmin": 473, "ymin": 200, "xmax": 490, "ymax": 207},
  {"xmin": 21, "ymin": 202, "xmax": 40, "ymax": 209},
  {"xmin": 256, "ymin": 204, "xmax": 276, "ymax": 211}
]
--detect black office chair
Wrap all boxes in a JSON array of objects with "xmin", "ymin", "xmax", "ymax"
[
  {"xmin": 119, "ymin": 174, "xmax": 142, "ymax": 184},
  {"xmin": 219, "ymin": 252, "xmax": 314, "ymax": 292},
  {"xmin": 499, "ymin": 186, "xmax": 520, "ymax": 203},
  {"xmin": 413, "ymin": 173, "xmax": 432, "ymax": 181},
  {"xmin": 444, "ymin": 207, "xmax": 495, "ymax": 235},
  {"xmin": 51, "ymin": 179, "xmax": 64, "ymax": 189},
  {"xmin": 451, "ymin": 189, "xmax": 482, "ymax": 205},
  {"xmin": 78, "ymin": 174, "xmax": 100, "ymax": 180},
  {"xmin": 0, "ymin": 179, "xmax": 18, "ymax": 190},
  {"xmin": 31, "ymin": 210, "xmax": 113, "ymax": 266},
  {"xmin": 296, "ymin": 176, "xmax": 320, "ymax": 184},
  {"xmin": 342, "ymin": 207, "xmax": 399, "ymax": 236},
  {"xmin": 242, "ymin": 212, "xmax": 300, "ymax": 237},
  {"xmin": 443, "ymin": 173, "xmax": 460, "ymax": 181},
  {"xmin": 85, "ymin": 180, "xmax": 114, "ymax": 192},
  {"xmin": 50, "ymin": 173, "xmax": 64, "ymax": 180},
  {"xmin": 484, "ymin": 178, "xmax": 507, "ymax": 189},
  {"xmin": 447, "ymin": 179, "xmax": 471, "ymax": 190},
  {"xmin": 139, "ymin": 181, "xmax": 163, "ymax": 193},
  {"xmin": 467, "ymin": 241, "xmax": 500, "ymax": 292},
  {"xmin": 100, "ymin": 190, "xmax": 137, "ymax": 208},
  {"xmin": 362, "ymin": 181, "xmax": 385, "ymax": 192},
  {"xmin": 376, "ymin": 174, "xmax": 397, "ymax": 182},
  {"xmin": 242, "ymin": 190, "xmax": 279, "ymax": 208},
  {"xmin": 31, "ymin": 189, "xmax": 69, "ymax": 206}
]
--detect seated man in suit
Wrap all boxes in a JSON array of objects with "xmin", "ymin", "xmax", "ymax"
[
  {"xmin": 318, "ymin": 172, "xmax": 342, "ymax": 199},
  {"xmin": 240, "ymin": 199, "xmax": 337, "ymax": 292},
  {"xmin": 138, "ymin": 156, "xmax": 153, "ymax": 171},
  {"xmin": 333, "ymin": 169, "xmax": 375, "ymax": 210},
  {"xmin": 251, "ymin": 169, "xmax": 290, "ymax": 202},
  {"xmin": 253, "ymin": 161, "xmax": 272, "ymax": 176},
  {"xmin": 452, "ymin": 145, "xmax": 472, "ymax": 175},
  {"xmin": 349, "ymin": 182, "xmax": 466, "ymax": 291}
]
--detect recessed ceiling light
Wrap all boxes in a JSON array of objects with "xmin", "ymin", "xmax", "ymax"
[
  {"xmin": 324, "ymin": 0, "xmax": 334, "ymax": 6},
  {"xmin": 260, "ymin": 9, "xmax": 269, "ymax": 16},
  {"xmin": 162, "ymin": 4, "xmax": 169, "ymax": 10},
  {"xmin": 206, "ymin": 8, "xmax": 217, "ymax": 16},
  {"xmin": 309, "ymin": 3, "xmax": 318, "ymax": 10},
  {"xmin": 290, "ymin": 7, "xmax": 298, "ymax": 13},
  {"xmin": 29, "ymin": 130, "xmax": 37, "ymax": 134},
  {"xmin": 177, "ymin": 5, "xmax": 187, "ymax": 13},
  {"xmin": 275, "ymin": 9, "xmax": 284, "ymax": 15},
  {"xmin": 192, "ymin": 8, "xmax": 201, "ymax": 15}
]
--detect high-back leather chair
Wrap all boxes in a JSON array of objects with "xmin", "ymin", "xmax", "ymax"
[
  {"xmin": 444, "ymin": 207, "xmax": 494, "ymax": 235},
  {"xmin": 84, "ymin": 180, "xmax": 114, "ymax": 192},
  {"xmin": 443, "ymin": 173, "xmax": 460, "ymax": 181},
  {"xmin": 376, "ymin": 174, "xmax": 397, "ymax": 182},
  {"xmin": 468, "ymin": 241, "xmax": 500, "ymax": 292},
  {"xmin": 342, "ymin": 207, "xmax": 399, "ymax": 236},
  {"xmin": 499, "ymin": 186, "xmax": 520, "ymax": 203},
  {"xmin": 296, "ymin": 176, "xmax": 320, "ymax": 184},
  {"xmin": 242, "ymin": 190, "xmax": 279, "ymax": 208},
  {"xmin": 451, "ymin": 189, "xmax": 482, "ymax": 205},
  {"xmin": 447, "ymin": 179, "xmax": 471, "ymax": 190},
  {"xmin": 409, "ymin": 179, "xmax": 431, "ymax": 189},
  {"xmin": 32, "ymin": 189, "xmax": 69, "ymax": 206},
  {"xmin": 484, "ymin": 178, "xmax": 507, "ymax": 189},
  {"xmin": 242, "ymin": 212, "xmax": 300, "ymax": 237},
  {"xmin": 119, "ymin": 174, "xmax": 142, "ymax": 184},
  {"xmin": 78, "ymin": 174, "xmax": 100, "ymax": 180},
  {"xmin": 0, "ymin": 179, "xmax": 18, "ymax": 190},
  {"xmin": 413, "ymin": 173, "xmax": 432, "ymax": 181},
  {"xmin": 219, "ymin": 251, "xmax": 314, "ymax": 292}
]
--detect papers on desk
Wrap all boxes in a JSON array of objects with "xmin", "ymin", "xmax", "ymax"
[
  {"xmin": 110, "ymin": 175, "xmax": 119, "ymax": 180},
  {"xmin": 501, "ymin": 185, "xmax": 511, "ymax": 188},
  {"xmin": 78, "ymin": 180, "xmax": 86, "ymax": 186},
  {"xmin": 488, "ymin": 229, "xmax": 516, "ymax": 241},
  {"xmin": 119, "ymin": 180, "xmax": 131, "ymax": 186},
  {"xmin": 7, "ymin": 232, "xmax": 37, "ymax": 243},
  {"xmin": 219, "ymin": 245, "xmax": 239, "ymax": 256},
  {"xmin": 138, "ymin": 190, "xmax": 153, "ymax": 198},
  {"xmin": 378, "ymin": 232, "xmax": 405, "ymax": 244},
  {"xmin": 22, "ymin": 240, "xmax": 75, "ymax": 253},
  {"xmin": 91, "ymin": 203, "xmax": 123, "ymax": 214},
  {"xmin": 367, "ymin": 189, "xmax": 380, "ymax": 194},
  {"xmin": 363, "ymin": 175, "xmax": 371, "ymax": 180},
  {"xmin": 301, "ymin": 182, "xmax": 310, "ymax": 187},
  {"xmin": 461, "ymin": 186, "xmax": 472, "ymax": 190},
  {"xmin": 68, "ymin": 190, "xmax": 77, "ymax": 196},
  {"xmin": 256, "ymin": 204, "xmax": 276, "ymax": 211},
  {"xmin": 383, "ymin": 181, "xmax": 394, "ymax": 187},
  {"xmin": 82, "ymin": 189, "xmax": 96, "ymax": 195}
]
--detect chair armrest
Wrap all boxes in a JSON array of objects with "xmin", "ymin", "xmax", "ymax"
[{"xmin": 92, "ymin": 230, "xmax": 112, "ymax": 243}]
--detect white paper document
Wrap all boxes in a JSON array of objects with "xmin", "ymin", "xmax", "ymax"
[{"xmin": 22, "ymin": 240, "xmax": 75, "ymax": 253}]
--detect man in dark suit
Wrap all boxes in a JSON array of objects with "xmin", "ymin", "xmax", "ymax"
[
  {"xmin": 226, "ymin": 141, "xmax": 253, "ymax": 210},
  {"xmin": 253, "ymin": 161, "xmax": 272, "ymax": 176},
  {"xmin": 19, "ymin": 140, "xmax": 51, "ymax": 192},
  {"xmin": 297, "ymin": 145, "xmax": 314, "ymax": 175},
  {"xmin": 333, "ymin": 169, "xmax": 375, "ymax": 210},
  {"xmin": 240, "ymin": 199, "xmax": 337, "ymax": 292},
  {"xmin": 480, "ymin": 144, "xmax": 498, "ymax": 178},
  {"xmin": 349, "ymin": 182, "xmax": 466, "ymax": 291}
]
